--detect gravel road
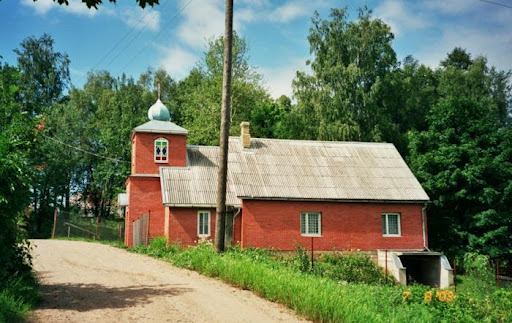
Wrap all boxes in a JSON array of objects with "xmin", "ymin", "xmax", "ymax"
[{"xmin": 29, "ymin": 240, "xmax": 307, "ymax": 323}]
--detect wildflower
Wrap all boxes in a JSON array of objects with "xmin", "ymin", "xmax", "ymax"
[
  {"xmin": 402, "ymin": 290, "xmax": 411, "ymax": 302},
  {"xmin": 424, "ymin": 291, "xmax": 433, "ymax": 303}
]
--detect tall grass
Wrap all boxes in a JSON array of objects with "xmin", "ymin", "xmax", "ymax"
[
  {"xmin": 0, "ymin": 273, "xmax": 39, "ymax": 322},
  {"xmin": 131, "ymin": 238, "xmax": 512, "ymax": 322}
]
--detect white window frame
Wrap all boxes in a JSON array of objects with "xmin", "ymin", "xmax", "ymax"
[
  {"xmin": 197, "ymin": 210, "xmax": 211, "ymax": 237},
  {"xmin": 154, "ymin": 137, "xmax": 169, "ymax": 163},
  {"xmin": 382, "ymin": 213, "xmax": 401, "ymax": 237},
  {"xmin": 300, "ymin": 212, "xmax": 322, "ymax": 237}
]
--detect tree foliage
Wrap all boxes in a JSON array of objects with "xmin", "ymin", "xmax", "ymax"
[
  {"xmin": 292, "ymin": 7, "xmax": 398, "ymax": 143},
  {"xmin": 0, "ymin": 60, "xmax": 36, "ymax": 286},
  {"xmin": 409, "ymin": 98, "xmax": 512, "ymax": 264},
  {"xmin": 40, "ymin": 0, "xmax": 159, "ymax": 9},
  {"xmin": 14, "ymin": 33, "xmax": 70, "ymax": 115}
]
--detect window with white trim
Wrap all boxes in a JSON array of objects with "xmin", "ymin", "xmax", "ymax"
[
  {"xmin": 382, "ymin": 213, "xmax": 401, "ymax": 236},
  {"xmin": 197, "ymin": 211, "xmax": 211, "ymax": 237},
  {"xmin": 154, "ymin": 138, "xmax": 168, "ymax": 163},
  {"xmin": 300, "ymin": 212, "xmax": 321, "ymax": 236}
]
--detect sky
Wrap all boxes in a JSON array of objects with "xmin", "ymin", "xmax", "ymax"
[{"xmin": 0, "ymin": 0, "xmax": 511, "ymax": 99}]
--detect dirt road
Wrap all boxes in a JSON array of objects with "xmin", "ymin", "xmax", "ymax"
[{"xmin": 30, "ymin": 240, "xmax": 307, "ymax": 323}]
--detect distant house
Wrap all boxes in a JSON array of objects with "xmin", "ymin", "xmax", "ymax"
[{"xmin": 125, "ymin": 99, "xmax": 431, "ymax": 252}]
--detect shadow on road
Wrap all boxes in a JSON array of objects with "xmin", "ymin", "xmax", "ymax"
[{"xmin": 37, "ymin": 282, "xmax": 193, "ymax": 312}]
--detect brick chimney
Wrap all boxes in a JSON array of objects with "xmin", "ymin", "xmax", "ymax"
[{"xmin": 240, "ymin": 121, "xmax": 251, "ymax": 148}]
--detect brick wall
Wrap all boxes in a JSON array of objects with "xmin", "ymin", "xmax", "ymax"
[
  {"xmin": 131, "ymin": 132, "xmax": 187, "ymax": 174},
  {"xmin": 125, "ymin": 176, "xmax": 166, "ymax": 246},
  {"xmin": 241, "ymin": 200, "xmax": 426, "ymax": 251},
  {"xmin": 167, "ymin": 207, "xmax": 242, "ymax": 247}
]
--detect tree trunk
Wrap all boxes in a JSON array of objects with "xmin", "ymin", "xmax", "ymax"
[{"xmin": 214, "ymin": 0, "xmax": 234, "ymax": 253}]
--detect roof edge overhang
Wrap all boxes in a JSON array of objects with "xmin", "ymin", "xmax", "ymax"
[
  {"xmin": 163, "ymin": 203, "xmax": 242, "ymax": 208},
  {"xmin": 132, "ymin": 129, "xmax": 189, "ymax": 135},
  {"xmin": 237, "ymin": 196, "xmax": 429, "ymax": 204}
]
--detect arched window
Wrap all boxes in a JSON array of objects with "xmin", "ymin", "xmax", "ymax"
[{"xmin": 154, "ymin": 138, "xmax": 168, "ymax": 163}]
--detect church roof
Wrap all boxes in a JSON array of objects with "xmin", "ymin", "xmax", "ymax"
[
  {"xmin": 134, "ymin": 98, "xmax": 188, "ymax": 134},
  {"xmin": 133, "ymin": 120, "xmax": 188, "ymax": 135},
  {"xmin": 160, "ymin": 146, "xmax": 240, "ymax": 207},
  {"xmin": 159, "ymin": 137, "xmax": 429, "ymax": 207}
]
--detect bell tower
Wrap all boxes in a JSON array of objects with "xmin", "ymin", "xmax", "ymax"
[
  {"xmin": 131, "ymin": 99, "xmax": 188, "ymax": 175},
  {"xmin": 124, "ymin": 98, "xmax": 188, "ymax": 246}
]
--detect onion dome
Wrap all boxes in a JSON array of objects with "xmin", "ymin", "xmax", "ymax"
[{"xmin": 147, "ymin": 99, "xmax": 171, "ymax": 121}]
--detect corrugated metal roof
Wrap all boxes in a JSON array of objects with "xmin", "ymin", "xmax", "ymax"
[
  {"xmin": 133, "ymin": 120, "xmax": 188, "ymax": 134},
  {"xmin": 160, "ymin": 146, "xmax": 240, "ymax": 207},
  {"xmin": 160, "ymin": 137, "xmax": 429, "ymax": 206},
  {"xmin": 227, "ymin": 137, "xmax": 429, "ymax": 202}
]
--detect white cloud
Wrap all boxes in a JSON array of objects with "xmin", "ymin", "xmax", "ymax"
[
  {"xmin": 374, "ymin": 0, "xmax": 429, "ymax": 35},
  {"xmin": 270, "ymin": 2, "xmax": 309, "ymax": 23},
  {"xmin": 21, "ymin": 0, "xmax": 97, "ymax": 17},
  {"xmin": 176, "ymin": 0, "xmax": 225, "ymax": 49},
  {"xmin": 259, "ymin": 58, "xmax": 309, "ymax": 99},
  {"xmin": 157, "ymin": 45, "xmax": 197, "ymax": 79},
  {"xmin": 122, "ymin": 7, "xmax": 160, "ymax": 32}
]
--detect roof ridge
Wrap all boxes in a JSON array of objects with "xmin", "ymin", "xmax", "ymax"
[{"xmin": 228, "ymin": 136, "xmax": 394, "ymax": 146}]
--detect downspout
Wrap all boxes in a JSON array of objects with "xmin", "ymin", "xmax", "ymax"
[{"xmin": 422, "ymin": 204, "xmax": 429, "ymax": 251}]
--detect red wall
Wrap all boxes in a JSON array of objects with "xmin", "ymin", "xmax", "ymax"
[
  {"xmin": 167, "ymin": 207, "xmax": 242, "ymax": 247},
  {"xmin": 241, "ymin": 200, "xmax": 425, "ymax": 251},
  {"xmin": 131, "ymin": 132, "xmax": 187, "ymax": 174},
  {"xmin": 125, "ymin": 176, "xmax": 166, "ymax": 246}
]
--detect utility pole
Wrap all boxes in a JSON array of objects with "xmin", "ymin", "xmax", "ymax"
[{"xmin": 215, "ymin": 0, "xmax": 234, "ymax": 253}]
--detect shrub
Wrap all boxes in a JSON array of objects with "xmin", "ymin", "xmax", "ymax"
[{"xmin": 312, "ymin": 251, "xmax": 393, "ymax": 285}]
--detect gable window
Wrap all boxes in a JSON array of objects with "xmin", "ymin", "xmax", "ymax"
[
  {"xmin": 197, "ymin": 211, "xmax": 211, "ymax": 237},
  {"xmin": 382, "ymin": 213, "xmax": 401, "ymax": 237},
  {"xmin": 300, "ymin": 212, "xmax": 321, "ymax": 236},
  {"xmin": 154, "ymin": 138, "xmax": 168, "ymax": 163}
]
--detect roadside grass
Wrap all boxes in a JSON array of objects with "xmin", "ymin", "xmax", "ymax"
[
  {"xmin": 128, "ymin": 238, "xmax": 512, "ymax": 323},
  {"xmin": 0, "ymin": 273, "xmax": 40, "ymax": 323}
]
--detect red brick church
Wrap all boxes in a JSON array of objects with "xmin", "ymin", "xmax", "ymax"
[{"xmin": 124, "ymin": 99, "xmax": 430, "ymax": 252}]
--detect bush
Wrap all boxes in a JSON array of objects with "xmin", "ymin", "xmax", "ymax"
[{"xmin": 312, "ymin": 251, "xmax": 393, "ymax": 285}]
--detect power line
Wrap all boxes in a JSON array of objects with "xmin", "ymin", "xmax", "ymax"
[
  {"xmin": 116, "ymin": 0, "xmax": 193, "ymax": 76},
  {"xmin": 89, "ymin": 8, "xmax": 156, "ymax": 73},
  {"xmin": 42, "ymin": 134, "xmax": 130, "ymax": 164},
  {"xmin": 104, "ymin": 0, "xmax": 174, "ymax": 73},
  {"xmin": 479, "ymin": 0, "xmax": 512, "ymax": 9}
]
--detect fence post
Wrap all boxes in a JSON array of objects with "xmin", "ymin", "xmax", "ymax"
[
  {"xmin": 310, "ymin": 237, "xmax": 314, "ymax": 269},
  {"xmin": 385, "ymin": 250, "xmax": 388, "ymax": 279},
  {"xmin": 454, "ymin": 261, "xmax": 457, "ymax": 292},
  {"xmin": 496, "ymin": 260, "xmax": 500, "ymax": 287},
  {"xmin": 95, "ymin": 216, "xmax": 100, "ymax": 240},
  {"xmin": 67, "ymin": 225, "xmax": 71, "ymax": 237},
  {"xmin": 146, "ymin": 211, "xmax": 151, "ymax": 246},
  {"xmin": 52, "ymin": 209, "xmax": 57, "ymax": 238},
  {"xmin": 118, "ymin": 223, "xmax": 122, "ymax": 245}
]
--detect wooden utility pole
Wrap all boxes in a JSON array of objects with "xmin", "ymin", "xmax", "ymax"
[{"xmin": 215, "ymin": 0, "xmax": 234, "ymax": 253}]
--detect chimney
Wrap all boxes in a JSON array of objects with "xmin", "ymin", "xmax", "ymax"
[{"xmin": 240, "ymin": 121, "xmax": 251, "ymax": 148}]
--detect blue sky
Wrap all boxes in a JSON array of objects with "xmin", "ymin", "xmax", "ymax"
[{"xmin": 1, "ymin": 0, "xmax": 511, "ymax": 98}]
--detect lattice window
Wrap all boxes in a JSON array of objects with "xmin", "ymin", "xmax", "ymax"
[
  {"xmin": 382, "ymin": 213, "xmax": 401, "ymax": 236},
  {"xmin": 154, "ymin": 138, "xmax": 168, "ymax": 163},
  {"xmin": 300, "ymin": 212, "xmax": 321, "ymax": 236}
]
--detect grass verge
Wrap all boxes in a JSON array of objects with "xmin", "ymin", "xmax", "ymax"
[
  {"xmin": 0, "ymin": 273, "xmax": 40, "ymax": 322},
  {"xmin": 128, "ymin": 238, "xmax": 512, "ymax": 323}
]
